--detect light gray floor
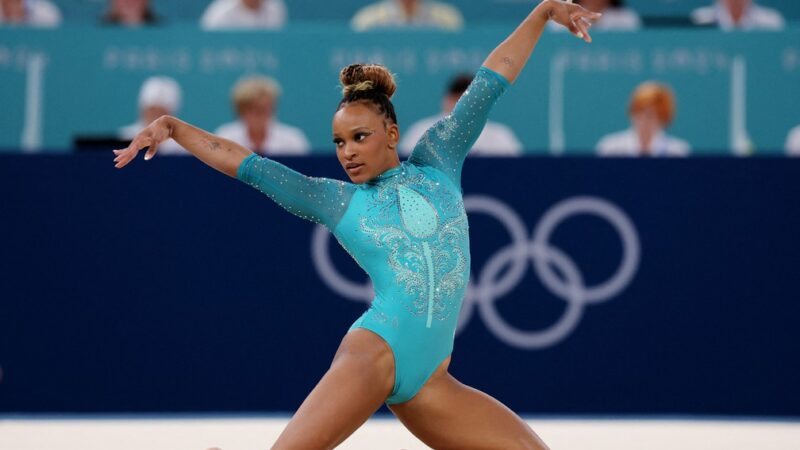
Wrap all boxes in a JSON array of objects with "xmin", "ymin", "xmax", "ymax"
[{"xmin": 2, "ymin": 417, "xmax": 799, "ymax": 449}]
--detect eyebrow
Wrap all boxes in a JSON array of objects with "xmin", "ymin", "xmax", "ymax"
[{"xmin": 333, "ymin": 127, "xmax": 372, "ymax": 138}]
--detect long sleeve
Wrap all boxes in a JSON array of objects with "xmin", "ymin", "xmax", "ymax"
[
  {"xmin": 236, "ymin": 153, "xmax": 355, "ymax": 229},
  {"xmin": 407, "ymin": 66, "xmax": 510, "ymax": 187}
]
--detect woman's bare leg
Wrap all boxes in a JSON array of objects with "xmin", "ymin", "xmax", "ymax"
[
  {"xmin": 271, "ymin": 328, "xmax": 395, "ymax": 450},
  {"xmin": 388, "ymin": 357, "xmax": 548, "ymax": 450}
]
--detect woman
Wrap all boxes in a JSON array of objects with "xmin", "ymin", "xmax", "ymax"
[
  {"xmin": 113, "ymin": 1, "xmax": 600, "ymax": 448},
  {"xmin": 596, "ymin": 81, "xmax": 690, "ymax": 157}
]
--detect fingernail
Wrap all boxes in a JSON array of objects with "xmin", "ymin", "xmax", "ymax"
[
  {"xmin": 576, "ymin": 32, "xmax": 584, "ymax": 39},
  {"xmin": 144, "ymin": 155, "xmax": 150, "ymax": 160}
]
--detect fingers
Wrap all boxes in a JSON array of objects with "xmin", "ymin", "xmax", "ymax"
[
  {"xmin": 568, "ymin": 12, "xmax": 584, "ymax": 40},
  {"xmin": 113, "ymin": 139, "xmax": 144, "ymax": 169},
  {"xmin": 570, "ymin": 11, "xmax": 597, "ymax": 43},
  {"xmin": 575, "ymin": 15, "xmax": 592, "ymax": 43},
  {"xmin": 144, "ymin": 141, "xmax": 159, "ymax": 161}
]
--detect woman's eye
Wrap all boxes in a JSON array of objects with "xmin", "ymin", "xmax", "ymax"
[{"xmin": 355, "ymin": 133, "xmax": 367, "ymax": 141}]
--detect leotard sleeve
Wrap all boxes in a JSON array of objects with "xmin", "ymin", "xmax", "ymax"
[
  {"xmin": 407, "ymin": 66, "xmax": 510, "ymax": 187},
  {"xmin": 236, "ymin": 153, "xmax": 355, "ymax": 229}
]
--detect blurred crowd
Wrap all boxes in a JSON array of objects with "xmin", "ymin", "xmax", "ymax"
[
  {"xmin": 0, "ymin": 0, "xmax": 789, "ymax": 31},
  {"xmin": 1, "ymin": 0, "xmax": 798, "ymax": 156}
]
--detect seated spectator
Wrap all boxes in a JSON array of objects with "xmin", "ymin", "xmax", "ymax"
[
  {"xmin": 691, "ymin": 0, "xmax": 784, "ymax": 30},
  {"xmin": 786, "ymin": 125, "xmax": 800, "ymax": 156},
  {"xmin": 201, "ymin": 0, "xmax": 286, "ymax": 30},
  {"xmin": 0, "ymin": 0, "xmax": 61, "ymax": 27},
  {"xmin": 119, "ymin": 76, "xmax": 185, "ymax": 154},
  {"xmin": 552, "ymin": 0, "xmax": 640, "ymax": 30},
  {"xmin": 597, "ymin": 82, "xmax": 690, "ymax": 157},
  {"xmin": 214, "ymin": 75, "xmax": 310, "ymax": 155},
  {"xmin": 351, "ymin": 0, "xmax": 463, "ymax": 32},
  {"xmin": 399, "ymin": 73, "xmax": 522, "ymax": 156},
  {"xmin": 102, "ymin": 0, "xmax": 160, "ymax": 26}
]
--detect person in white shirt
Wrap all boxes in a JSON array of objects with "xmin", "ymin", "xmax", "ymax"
[
  {"xmin": 201, "ymin": 0, "xmax": 286, "ymax": 30},
  {"xmin": 597, "ymin": 81, "xmax": 690, "ymax": 157},
  {"xmin": 214, "ymin": 75, "xmax": 310, "ymax": 156},
  {"xmin": 786, "ymin": 125, "xmax": 800, "ymax": 156},
  {"xmin": 691, "ymin": 0, "xmax": 784, "ymax": 30},
  {"xmin": 351, "ymin": 0, "xmax": 463, "ymax": 32},
  {"xmin": 119, "ymin": 76, "xmax": 185, "ymax": 154},
  {"xmin": 0, "ymin": 0, "xmax": 61, "ymax": 27},
  {"xmin": 399, "ymin": 73, "xmax": 522, "ymax": 157}
]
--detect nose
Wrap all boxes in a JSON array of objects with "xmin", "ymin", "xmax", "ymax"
[{"xmin": 342, "ymin": 143, "xmax": 357, "ymax": 159}]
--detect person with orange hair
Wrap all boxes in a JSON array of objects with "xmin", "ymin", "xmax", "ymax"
[{"xmin": 596, "ymin": 81, "xmax": 690, "ymax": 157}]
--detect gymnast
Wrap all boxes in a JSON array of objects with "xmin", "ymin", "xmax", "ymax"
[{"xmin": 113, "ymin": 1, "xmax": 600, "ymax": 448}]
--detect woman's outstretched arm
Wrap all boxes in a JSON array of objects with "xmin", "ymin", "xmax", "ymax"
[
  {"xmin": 484, "ymin": 0, "xmax": 601, "ymax": 84},
  {"xmin": 112, "ymin": 115, "xmax": 355, "ymax": 229},
  {"xmin": 408, "ymin": 0, "xmax": 600, "ymax": 186},
  {"xmin": 113, "ymin": 115, "xmax": 250, "ymax": 177}
]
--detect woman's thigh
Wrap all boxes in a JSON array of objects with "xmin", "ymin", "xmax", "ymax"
[
  {"xmin": 388, "ymin": 362, "xmax": 548, "ymax": 450},
  {"xmin": 271, "ymin": 328, "xmax": 395, "ymax": 450}
]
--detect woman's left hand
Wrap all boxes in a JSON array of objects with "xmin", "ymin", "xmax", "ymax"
[{"xmin": 541, "ymin": 0, "xmax": 602, "ymax": 43}]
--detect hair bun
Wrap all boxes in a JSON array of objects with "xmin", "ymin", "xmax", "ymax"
[{"xmin": 340, "ymin": 63, "xmax": 397, "ymax": 99}]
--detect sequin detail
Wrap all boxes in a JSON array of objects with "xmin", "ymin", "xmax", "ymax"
[
  {"xmin": 235, "ymin": 66, "xmax": 509, "ymax": 331},
  {"xmin": 359, "ymin": 167, "xmax": 469, "ymax": 323},
  {"xmin": 409, "ymin": 66, "xmax": 509, "ymax": 187},
  {"xmin": 238, "ymin": 153, "xmax": 356, "ymax": 229}
]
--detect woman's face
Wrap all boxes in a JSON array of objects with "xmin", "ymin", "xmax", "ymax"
[
  {"xmin": 333, "ymin": 102, "xmax": 400, "ymax": 184},
  {"xmin": 238, "ymin": 95, "xmax": 274, "ymax": 134},
  {"xmin": 630, "ymin": 107, "xmax": 663, "ymax": 135}
]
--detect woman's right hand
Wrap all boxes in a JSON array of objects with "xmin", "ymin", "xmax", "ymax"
[
  {"xmin": 112, "ymin": 115, "xmax": 173, "ymax": 169},
  {"xmin": 542, "ymin": 0, "xmax": 602, "ymax": 43}
]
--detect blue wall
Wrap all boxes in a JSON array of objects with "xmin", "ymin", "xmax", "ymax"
[
  {"xmin": 2, "ymin": 27, "xmax": 800, "ymax": 154},
  {"xmin": 1, "ymin": 155, "xmax": 799, "ymax": 415}
]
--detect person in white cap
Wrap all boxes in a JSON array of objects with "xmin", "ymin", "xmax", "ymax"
[
  {"xmin": 200, "ymin": 0, "xmax": 286, "ymax": 30},
  {"xmin": 0, "ymin": 0, "xmax": 61, "ymax": 27},
  {"xmin": 214, "ymin": 75, "xmax": 310, "ymax": 156},
  {"xmin": 119, "ymin": 76, "xmax": 185, "ymax": 154}
]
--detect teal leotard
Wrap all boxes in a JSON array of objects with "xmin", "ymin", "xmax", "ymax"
[{"xmin": 237, "ymin": 66, "xmax": 509, "ymax": 404}]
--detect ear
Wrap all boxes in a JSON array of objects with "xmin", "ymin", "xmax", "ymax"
[{"xmin": 387, "ymin": 123, "xmax": 400, "ymax": 150}]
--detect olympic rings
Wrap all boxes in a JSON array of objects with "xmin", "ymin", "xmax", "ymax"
[{"xmin": 310, "ymin": 195, "xmax": 640, "ymax": 349}]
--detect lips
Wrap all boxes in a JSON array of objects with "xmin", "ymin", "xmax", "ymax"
[{"xmin": 346, "ymin": 163, "xmax": 364, "ymax": 172}]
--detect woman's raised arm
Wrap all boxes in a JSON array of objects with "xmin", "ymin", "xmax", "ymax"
[
  {"xmin": 113, "ymin": 115, "xmax": 251, "ymax": 177},
  {"xmin": 483, "ymin": 0, "xmax": 601, "ymax": 84},
  {"xmin": 407, "ymin": 1, "xmax": 600, "ymax": 186}
]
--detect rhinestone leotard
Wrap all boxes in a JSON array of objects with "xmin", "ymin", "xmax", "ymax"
[{"xmin": 237, "ymin": 66, "xmax": 509, "ymax": 404}]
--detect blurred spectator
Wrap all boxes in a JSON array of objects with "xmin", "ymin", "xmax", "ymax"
[
  {"xmin": 102, "ymin": 0, "xmax": 159, "ymax": 26},
  {"xmin": 596, "ymin": 82, "xmax": 690, "ymax": 157},
  {"xmin": 399, "ymin": 73, "xmax": 522, "ymax": 156},
  {"xmin": 201, "ymin": 0, "xmax": 286, "ymax": 30},
  {"xmin": 119, "ymin": 76, "xmax": 185, "ymax": 154},
  {"xmin": 564, "ymin": 0, "xmax": 641, "ymax": 30},
  {"xmin": 351, "ymin": 0, "xmax": 463, "ymax": 32},
  {"xmin": 786, "ymin": 125, "xmax": 800, "ymax": 156},
  {"xmin": 691, "ymin": 0, "xmax": 784, "ymax": 30},
  {"xmin": 214, "ymin": 75, "xmax": 310, "ymax": 155},
  {"xmin": 0, "ymin": 0, "xmax": 61, "ymax": 27}
]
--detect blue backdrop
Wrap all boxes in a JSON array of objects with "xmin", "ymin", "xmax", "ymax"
[
  {"xmin": 1, "ymin": 154, "xmax": 799, "ymax": 416},
  {"xmin": 2, "ymin": 27, "xmax": 800, "ymax": 154}
]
